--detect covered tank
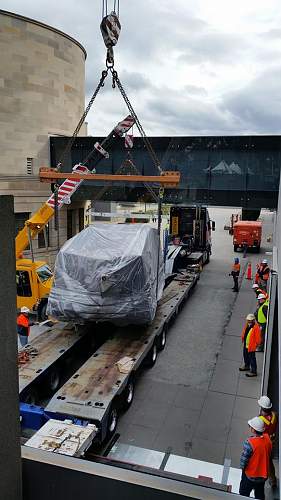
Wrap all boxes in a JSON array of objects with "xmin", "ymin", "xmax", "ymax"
[{"xmin": 47, "ymin": 224, "xmax": 164, "ymax": 325}]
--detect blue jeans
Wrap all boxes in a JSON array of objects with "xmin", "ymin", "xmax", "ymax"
[
  {"xmin": 19, "ymin": 335, "xmax": 28, "ymax": 347},
  {"xmin": 239, "ymin": 471, "xmax": 265, "ymax": 499},
  {"xmin": 243, "ymin": 345, "xmax": 257, "ymax": 374}
]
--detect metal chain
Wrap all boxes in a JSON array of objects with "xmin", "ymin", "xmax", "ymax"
[
  {"xmin": 110, "ymin": 69, "xmax": 162, "ymax": 174},
  {"xmin": 126, "ymin": 151, "xmax": 158, "ymax": 202},
  {"xmin": 57, "ymin": 69, "xmax": 109, "ymax": 169}
]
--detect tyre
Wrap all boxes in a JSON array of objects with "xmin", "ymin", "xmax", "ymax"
[
  {"xmin": 256, "ymin": 245, "xmax": 260, "ymax": 253},
  {"xmin": 205, "ymin": 251, "xmax": 210, "ymax": 264},
  {"xmin": 158, "ymin": 326, "xmax": 167, "ymax": 351},
  {"xmin": 234, "ymin": 245, "xmax": 238, "ymax": 252},
  {"xmin": 146, "ymin": 341, "xmax": 158, "ymax": 367},
  {"xmin": 121, "ymin": 377, "xmax": 135, "ymax": 411},
  {"xmin": 106, "ymin": 403, "xmax": 118, "ymax": 439}
]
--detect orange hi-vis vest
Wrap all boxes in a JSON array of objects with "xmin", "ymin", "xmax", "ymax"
[
  {"xmin": 245, "ymin": 433, "xmax": 272, "ymax": 479},
  {"xmin": 260, "ymin": 264, "xmax": 270, "ymax": 281},
  {"xmin": 259, "ymin": 412, "xmax": 278, "ymax": 440},
  {"xmin": 241, "ymin": 323, "xmax": 261, "ymax": 352},
  {"xmin": 232, "ymin": 263, "xmax": 240, "ymax": 273},
  {"xmin": 17, "ymin": 313, "xmax": 30, "ymax": 336}
]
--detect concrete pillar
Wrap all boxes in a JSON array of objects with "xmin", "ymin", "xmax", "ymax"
[{"xmin": 0, "ymin": 196, "xmax": 22, "ymax": 499}]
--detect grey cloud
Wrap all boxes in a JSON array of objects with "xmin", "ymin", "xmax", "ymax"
[
  {"xmin": 183, "ymin": 84, "xmax": 208, "ymax": 96},
  {"xmin": 178, "ymin": 32, "xmax": 249, "ymax": 65},
  {"xmin": 261, "ymin": 28, "xmax": 281, "ymax": 39},
  {"xmin": 222, "ymin": 66, "xmax": 281, "ymax": 133},
  {"xmin": 119, "ymin": 3, "xmax": 209, "ymax": 61},
  {"xmin": 2, "ymin": 0, "xmax": 281, "ymax": 136},
  {"xmin": 118, "ymin": 70, "xmax": 151, "ymax": 91},
  {"xmin": 147, "ymin": 96, "xmax": 229, "ymax": 135}
]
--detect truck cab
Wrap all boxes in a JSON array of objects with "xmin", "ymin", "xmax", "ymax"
[
  {"xmin": 166, "ymin": 206, "xmax": 214, "ymax": 274},
  {"xmin": 16, "ymin": 259, "xmax": 53, "ymax": 319}
]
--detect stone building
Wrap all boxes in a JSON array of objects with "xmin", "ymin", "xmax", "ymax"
[{"xmin": 0, "ymin": 9, "xmax": 88, "ymax": 265}]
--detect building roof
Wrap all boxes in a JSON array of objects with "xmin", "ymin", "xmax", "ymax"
[{"xmin": 0, "ymin": 9, "xmax": 87, "ymax": 59}]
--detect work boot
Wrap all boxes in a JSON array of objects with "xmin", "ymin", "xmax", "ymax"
[
  {"xmin": 239, "ymin": 365, "xmax": 250, "ymax": 371},
  {"xmin": 246, "ymin": 372, "xmax": 257, "ymax": 377}
]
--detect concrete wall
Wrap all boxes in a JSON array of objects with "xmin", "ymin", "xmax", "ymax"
[
  {"xmin": 22, "ymin": 447, "xmax": 238, "ymax": 500},
  {"xmin": 0, "ymin": 196, "xmax": 22, "ymax": 499},
  {"xmin": 0, "ymin": 10, "xmax": 88, "ymax": 264}
]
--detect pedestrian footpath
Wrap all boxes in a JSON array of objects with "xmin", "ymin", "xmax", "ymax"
[{"xmin": 204, "ymin": 255, "xmax": 278, "ymax": 499}]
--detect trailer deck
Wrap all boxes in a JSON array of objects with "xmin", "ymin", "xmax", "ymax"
[
  {"xmin": 45, "ymin": 270, "xmax": 199, "ymax": 432},
  {"xmin": 21, "ymin": 267, "xmax": 200, "ymax": 444},
  {"xmin": 18, "ymin": 322, "xmax": 85, "ymax": 396}
]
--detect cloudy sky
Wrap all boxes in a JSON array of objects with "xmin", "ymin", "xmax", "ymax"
[{"xmin": 2, "ymin": 0, "xmax": 281, "ymax": 136}]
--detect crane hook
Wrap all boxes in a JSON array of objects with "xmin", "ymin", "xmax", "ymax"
[{"xmin": 100, "ymin": 10, "xmax": 121, "ymax": 67}]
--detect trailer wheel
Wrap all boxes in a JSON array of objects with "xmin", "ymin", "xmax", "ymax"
[
  {"xmin": 106, "ymin": 404, "xmax": 118, "ymax": 439},
  {"xmin": 146, "ymin": 341, "xmax": 158, "ymax": 367},
  {"xmin": 121, "ymin": 377, "xmax": 135, "ymax": 411},
  {"xmin": 158, "ymin": 326, "xmax": 167, "ymax": 351}
]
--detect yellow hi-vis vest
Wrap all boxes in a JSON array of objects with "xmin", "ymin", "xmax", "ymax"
[
  {"xmin": 258, "ymin": 299, "xmax": 269, "ymax": 324},
  {"xmin": 246, "ymin": 327, "xmax": 253, "ymax": 349}
]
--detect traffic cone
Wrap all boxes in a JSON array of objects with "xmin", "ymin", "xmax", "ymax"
[{"xmin": 247, "ymin": 262, "xmax": 252, "ymax": 280}]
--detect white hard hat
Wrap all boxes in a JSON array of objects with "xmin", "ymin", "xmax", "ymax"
[
  {"xmin": 248, "ymin": 416, "xmax": 265, "ymax": 433},
  {"xmin": 257, "ymin": 294, "xmax": 266, "ymax": 300},
  {"xmin": 20, "ymin": 306, "xmax": 30, "ymax": 314},
  {"xmin": 258, "ymin": 395, "xmax": 272, "ymax": 409},
  {"xmin": 262, "ymin": 259, "xmax": 268, "ymax": 264},
  {"xmin": 246, "ymin": 313, "xmax": 255, "ymax": 321},
  {"xmin": 252, "ymin": 284, "xmax": 259, "ymax": 289}
]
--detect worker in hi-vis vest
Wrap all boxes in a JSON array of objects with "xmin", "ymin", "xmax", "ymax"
[
  {"xmin": 17, "ymin": 306, "xmax": 36, "ymax": 347},
  {"xmin": 258, "ymin": 396, "xmax": 278, "ymax": 488},
  {"xmin": 255, "ymin": 294, "xmax": 269, "ymax": 352},
  {"xmin": 257, "ymin": 259, "xmax": 270, "ymax": 290},
  {"xmin": 239, "ymin": 314, "xmax": 261, "ymax": 377},
  {"xmin": 230, "ymin": 257, "xmax": 240, "ymax": 292},
  {"xmin": 252, "ymin": 284, "xmax": 269, "ymax": 300},
  {"xmin": 239, "ymin": 416, "xmax": 272, "ymax": 499}
]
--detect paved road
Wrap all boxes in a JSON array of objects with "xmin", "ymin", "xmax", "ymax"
[{"xmin": 117, "ymin": 207, "xmax": 274, "ymax": 468}]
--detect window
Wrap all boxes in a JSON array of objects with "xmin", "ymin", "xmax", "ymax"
[
  {"xmin": 38, "ymin": 224, "xmax": 50, "ymax": 249},
  {"xmin": 16, "ymin": 270, "xmax": 32, "ymax": 297},
  {"xmin": 79, "ymin": 208, "xmax": 84, "ymax": 232},
  {"xmin": 15, "ymin": 212, "xmax": 30, "ymax": 237},
  {"xmin": 36, "ymin": 264, "xmax": 53, "ymax": 282},
  {"xmin": 27, "ymin": 158, "xmax": 33, "ymax": 175}
]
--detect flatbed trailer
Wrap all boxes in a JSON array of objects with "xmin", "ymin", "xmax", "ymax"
[
  {"xmin": 20, "ymin": 266, "xmax": 200, "ymax": 452},
  {"xmin": 19, "ymin": 322, "xmax": 88, "ymax": 402},
  {"xmin": 18, "ymin": 322, "xmax": 104, "ymax": 406}
]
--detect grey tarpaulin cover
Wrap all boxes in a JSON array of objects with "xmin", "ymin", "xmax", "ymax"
[{"xmin": 47, "ymin": 224, "xmax": 164, "ymax": 325}]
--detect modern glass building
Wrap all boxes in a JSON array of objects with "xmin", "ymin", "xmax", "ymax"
[{"xmin": 50, "ymin": 135, "xmax": 281, "ymax": 208}]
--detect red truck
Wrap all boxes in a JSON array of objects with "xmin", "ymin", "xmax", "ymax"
[{"xmin": 233, "ymin": 221, "xmax": 262, "ymax": 253}]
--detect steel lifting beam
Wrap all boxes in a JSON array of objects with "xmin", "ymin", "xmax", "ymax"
[{"xmin": 39, "ymin": 168, "xmax": 181, "ymax": 188}]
